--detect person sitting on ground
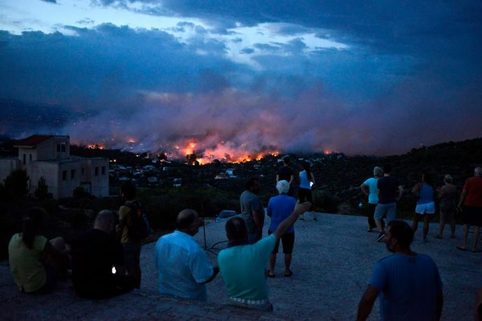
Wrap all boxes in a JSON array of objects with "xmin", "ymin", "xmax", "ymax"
[
  {"xmin": 155, "ymin": 209, "xmax": 219, "ymax": 301},
  {"xmin": 360, "ymin": 166, "xmax": 384, "ymax": 232},
  {"xmin": 71, "ymin": 210, "xmax": 136, "ymax": 299},
  {"xmin": 457, "ymin": 167, "xmax": 482, "ymax": 252},
  {"xmin": 267, "ymin": 180, "xmax": 297, "ymax": 277},
  {"xmin": 8, "ymin": 207, "xmax": 69, "ymax": 294},
  {"xmin": 411, "ymin": 171, "xmax": 436, "ymax": 242},
  {"xmin": 240, "ymin": 177, "xmax": 265, "ymax": 243},
  {"xmin": 217, "ymin": 201, "xmax": 311, "ymax": 311},
  {"xmin": 436, "ymin": 174, "xmax": 457, "ymax": 239},
  {"xmin": 117, "ymin": 181, "xmax": 147, "ymax": 288},
  {"xmin": 357, "ymin": 220, "xmax": 444, "ymax": 321}
]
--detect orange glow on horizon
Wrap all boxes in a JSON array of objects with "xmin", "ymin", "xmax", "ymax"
[
  {"xmin": 83, "ymin": 137, "xmax": 280, "ymax": 164},
  {"xmin": 127, "ymin": 137, "xmax": 137, "ymax": 144},
  {"xmin": 87, "ymin": 143, "xmax": 105, "ymax": 150}
]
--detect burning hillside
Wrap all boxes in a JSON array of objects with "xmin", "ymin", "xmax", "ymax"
[{"xmin": 76, "ymin": 137, "xmax": 280, "ymax": 164}]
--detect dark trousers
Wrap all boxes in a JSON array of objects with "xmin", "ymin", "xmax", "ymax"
[
  {"xmin": 367, "ymin": 204, "xmax": 379, "ymax": 229},
  {"xmin": 74, "ymin": 275, "xmax": 136, "ymax": 300}
]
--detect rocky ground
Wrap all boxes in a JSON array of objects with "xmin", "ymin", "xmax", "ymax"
[{"xmin": 1, "ymin": 212, "xmax": 480, "ymax": 321}]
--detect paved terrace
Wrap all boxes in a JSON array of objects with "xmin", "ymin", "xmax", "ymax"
[{"xmin": 1, "ymin": 212, "xmax": 480, "ymax": 321}]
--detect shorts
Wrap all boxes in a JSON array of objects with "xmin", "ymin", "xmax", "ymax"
[
  {"xmin": 298, "ymin": 188, "xmax": 312, "ymax": 203},
  {"xmin": 462, "ymin": 206, "xmax": 482, "ymax": 227},
  {"xmin": 268, "ymin": 230, "xmax": 295, "ymax": 254},
  {"xmin": 374, "ymin": 203, "xmax": 397, "ymax": 223},
  {"xmin": 415, "ymin": 202, "xmax": 435, "ymax": 215}
]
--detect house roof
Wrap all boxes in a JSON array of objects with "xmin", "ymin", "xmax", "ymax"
[{"xmin": 14, "ymin": 135, "xmax": 54, "ymax": 147}]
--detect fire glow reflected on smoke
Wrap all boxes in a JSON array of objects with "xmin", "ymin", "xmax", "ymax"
[
  {"xmin": 87, "ymin": 143, "xmax": 105, "ymax": 150},
  {"xmin": 180, "ymin": 139, "xmax": 279, "ymax": 164}
]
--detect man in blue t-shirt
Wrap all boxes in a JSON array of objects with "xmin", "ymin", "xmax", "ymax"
[{"xmin": 357, "ymin": 220, "xmax": 443, "ymax": 321}]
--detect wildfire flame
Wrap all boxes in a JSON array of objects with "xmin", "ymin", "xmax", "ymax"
[
  {"xmin": 81, "ymin": 137, "xmax": 279, "ymax": 164},
  {"xmin": 182, "ymin": 140, "xmax": 279, "ymax": 164},
  {"xmin": 87, "ymin": 143, "xmax": 105, "ymax": 150}
]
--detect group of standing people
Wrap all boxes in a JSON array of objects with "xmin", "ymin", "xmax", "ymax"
[
  {"xmin": 357, "ymin": 165, "xmax": 482, "ymax": 320},
  {"xmin": 7, "ymin": 161, "xmax": 482, "ymax": 320},
  {"xmin": 360, "ymin": 165, "xmax": 482, "ymax": 249}
]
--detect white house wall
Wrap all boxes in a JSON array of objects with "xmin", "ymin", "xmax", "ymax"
[
  {"xmin": 84, "ymin": 158, "xmax": 109, "ymax": 197},
  {"xmin": 28, "ymin": 161, "xmax": 60, "ymax": 198},
  {"xmin": 35, "ymin": 136, "xmax": 70, "ymax": 160}
]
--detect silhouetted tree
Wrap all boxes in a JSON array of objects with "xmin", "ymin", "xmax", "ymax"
[
  {"xmin": 3, "ymin": 169, "xmax": 28, "ymax": 199},
  {"xmin": 34, "ymin": 176, "xmax": 49, "ymax": 200}
]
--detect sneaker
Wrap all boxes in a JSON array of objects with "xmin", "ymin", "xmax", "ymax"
[{"xmin": 376, "ymin": 232, "xmax": 385, "ymax": 242}]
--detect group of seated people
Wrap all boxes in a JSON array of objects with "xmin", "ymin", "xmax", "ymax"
[
  {"xmin": 7, "ymin": 180, "xmax": 482, "ymax": 320},
  {"xmin": 8, "ymin": 207, "xmax": 136, "ymax": 299},
  {"xmin": 7, "ymin": 200, "xmax": 310, "ymax": 311}
]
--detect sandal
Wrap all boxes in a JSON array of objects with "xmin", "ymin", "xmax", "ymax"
[
  {"xmin": 284, "ymin": 270, "xmax": 293, "ymax": 277},
  {"xmin": 456, "ymin": 246, "xmax": 467, "ymax": 251},
  {"xmin": 267, "ymin": 271, "xmax": 275, "ymax": 278}
]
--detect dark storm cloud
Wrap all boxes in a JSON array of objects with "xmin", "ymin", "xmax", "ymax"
[
  {"xmin": 1, "ymin": 2, "xmax": 481, "ymax": 155},
  {"xmin": 0, "ymin": 25, "xmax": 236, "ymax": 111}
]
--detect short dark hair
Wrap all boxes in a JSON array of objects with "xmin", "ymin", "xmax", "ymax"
[
  {"xmin": 245, "ymin": 176, "xmax": 259, "ymax": 190},
  {"xmin": 383, "ymin": 164, "xmax": 392, "ymax": 174},
  {"xmin": 22, "ymin": 207, "xmax": 45, "ymax": 249},
  {"xmin": 176, "ymin": 209, "xmax": 198, "ymax": 230},
  {"xmin": 388, "ymin": 220, "xmax": 413, "ymax": 248},
  {"xmin": 225, "ymin": 217, "xmax": 248, "ymax": 242},
  {"xmin": 121, "ymin": 181, "xmax": 136, "ymax": 200},
  {"xmin": 422, "ymin": 171, "xmax": 433, "ymax": 186}
]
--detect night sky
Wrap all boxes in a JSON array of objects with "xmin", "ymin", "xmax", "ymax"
[{"xmin": 1, "ymin": 1, "xmax": 481, "ymax": 159}]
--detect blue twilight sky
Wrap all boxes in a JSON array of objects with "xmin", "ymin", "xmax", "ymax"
[{"xmin": 0, "ymin": 0, "xmax": 481, "ymax": 157}]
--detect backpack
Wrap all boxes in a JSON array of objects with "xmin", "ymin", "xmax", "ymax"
[{"xmin": 125, "ymin": 201, "xmax": 151, "ymax": 241}]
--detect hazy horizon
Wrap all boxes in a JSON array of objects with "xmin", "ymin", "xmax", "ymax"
[{"xmin": 1, "ymin": 1, "xmax": 481, "ymax": 159}]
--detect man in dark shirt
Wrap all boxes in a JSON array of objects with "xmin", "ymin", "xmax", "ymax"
[
  {"xmin": 71, "ymin": 210, "xmax": 135, "ymax": 299},
  {"xmin": 374, "ymin": 165, "xmax": 403, "ymax": 241},
  {"xmin": 276, "ymin": 157, "xmax": 296, "ymax": 196}
]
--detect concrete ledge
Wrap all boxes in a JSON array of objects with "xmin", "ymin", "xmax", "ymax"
[{"xmin": 2, "ymin": 212, "xmax": 480, "ymax": 320}]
